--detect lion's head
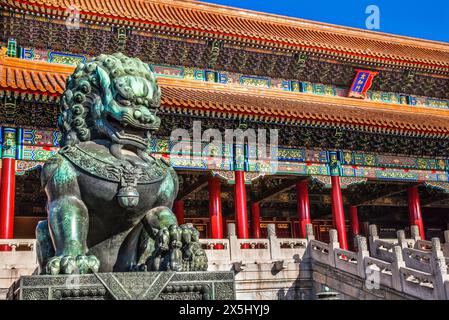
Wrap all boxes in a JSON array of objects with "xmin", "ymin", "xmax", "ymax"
[{"xmin": 59, "ymin": 52, "xmax": 161, "ymax": 150}]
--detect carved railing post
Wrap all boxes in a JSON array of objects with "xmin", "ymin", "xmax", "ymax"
[
  {"xmin": 227, "ymin": 223, "xmax": 236, "ymax": 238},
  {"xmin": 410, "ymin": 225, "xmax": 421, "ymax": 242},
  {"xmin": 433, "ymin": 255, "xmax": 448, "ymax": 299},
  {"xmin": 391, "ymin": 245, "xmax": 405, "ymax": 292},
  {"xmin": 267, "ymin": 224, "xmax": 276, "ymax": 238},
  {"xmin": 368, "ymin": 225, "xmax": 379, "ymax": 257},
  {"xmin": 227, "ymin": 223, "xmax": 240, "ymax": 261},
  {"xmin": 267, "ymin": 223, "xmax": 280, "ymax": 260},
  {"xmin": 430, "ymin": 238, "xmax": 444, "ymax": 273},
  {"xmin": 302, "ymin": 223, "xmax": 315, "ymax": 265},
  {"xmin": 397, "ymin": 230, "xmax": 408, "ymax": 249},
  {"xmin": 328, "ymin": 229, "xmax": 340, "ymax": 267},
  {"xmin": 443, "ymin": 230, "xmax": 449, "ymax": 257},
  {"xmin": 305, "ymin": 223, "xmax": 315, "ymax": 241},
  {"xmin": 356, "ymin": 236, "xmax": 369, "ymax": 279}
]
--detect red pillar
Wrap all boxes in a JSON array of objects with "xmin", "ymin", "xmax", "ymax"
[
  {"xmin": 234, "ymin": 170, "xmax": 249, "ymax": 239},
  {"xmin": 173, "ymin": 200, "xmax": 185, "ymax": 225},
  {"xmin": 408, "ymin": 186, "xmax": 425, "ymax": 240},
  {"xmin": 349, "ymin": 205, "xmax": 360, "ymax": 237},
  {"xmin": 0, "ymin": 128, "xmax": 16, "ymax": 251},
  {"xmin": 296, "ymin": 179, "xmax": 311, "ymax": 238},
  {"xmin": 331, "ymin": 176, "xmax": 348, "ymax": 250},
  {"xmin": 349, "ymin": 205, "xmax": 359, "ymax": 251},
  {"xmin": 208, "ymin": 176, "xmax": 223, "ymax": 239},
  {"xmin": 251, "ymin": 202, "xmax": 261, "ymax": 238}
]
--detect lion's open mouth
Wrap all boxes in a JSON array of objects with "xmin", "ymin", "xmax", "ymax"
[{"xmin": 106, "ymin": 114, "xmax": 149, "ymax": 140}]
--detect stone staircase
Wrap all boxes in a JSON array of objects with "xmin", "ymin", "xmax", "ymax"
[
  {"xmin": 1, "ymin": 225, "xmax": 449, "ymax": 300},
  {"xmin": 203, "ymin": 224, "xmax": 449, "ymax": 299}
]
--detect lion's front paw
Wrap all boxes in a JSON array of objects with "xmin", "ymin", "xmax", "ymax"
[
  {"xmin": 185, "ymin": 245, "xmax": 208, "ymax": 272},
  {"xmin": 179, "ymin": 224, "xmax": 208, "ymax": 271},
  {"xmin": 45, "ymin": 255, "xmax": 100, "ymax": 275}
]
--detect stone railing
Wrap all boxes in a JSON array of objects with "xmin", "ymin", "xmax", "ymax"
[
  {"xmin": 312, "ymin": 225, "xmax": 449, "ymax": 300},
  {"xmin": 0, "ymin": 239, "xmax": 38, "ymax": 299},
  {"xmin": 443, "ymin": 231, "xmax": 449, "ymax": 257},
  {"xmin": 0, "ymin": 239, "xmax": 36, "ymax": 251},
  {"xmin": 368, "ymin": 225, "xmax": 416, "ymax": 262},
  {"xmin": 0, "ymin": 239, "xmax": 37, "ymax": 267},
  {"xmin": 310, "ymin": 231, "xmax": 368, "ymax": 279},
  {"xmin": 200, "ymin": 223, "xmax": 311, "ymax": 266},
  {"xmin": 309, "ymin": 239, "xmax": 330, "ymax": 265},
  {"xmin": 202, "ymin": 225, "xmax": 449, "ymax": 299},
  {"xmin": 369, "ymin": 225, "xmax": 449, "ymax": 255},
  {"xmin": 1, "ymin": 223, "xmax": 449, "ymax": 300}
]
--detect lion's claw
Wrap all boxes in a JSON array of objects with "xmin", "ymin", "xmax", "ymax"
[
  {"xmin": 146, "ymin": 222, "xmax": 208, "ymax": 272},
  {"xmin": 178, "ymin": 223, "xmax": 208, "ymax": 271},
  {"xmin": 45, "ymin": 255, "xmax": 100, "ymax": 275}
]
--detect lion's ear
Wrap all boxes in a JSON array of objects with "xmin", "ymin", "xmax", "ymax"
[{"xmin": 95, "ymin": 66, "xmax": 113, "ymax": 105}]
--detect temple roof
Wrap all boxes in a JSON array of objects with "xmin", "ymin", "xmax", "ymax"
[
  {"xmin": 4, "ymin": 0, "xmax": 449, "ymax": 71},
  {"xmin": 0, "ymin": 55, "xmax": 73, "ymax": 96},
  {"xmin": 2, "ymin": 56, "xmax": 449, "ymax": 137}
]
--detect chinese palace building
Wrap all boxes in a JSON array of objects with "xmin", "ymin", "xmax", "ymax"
[{"xmin": 2, "ymin": 0, "xmax": 449, "ymax": 254}]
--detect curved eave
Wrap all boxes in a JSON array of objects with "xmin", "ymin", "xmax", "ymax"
[
  {"xmin": 2, "ymin": 56, "xmax": 449, "ymax": 138},
  {"xmin": 158, "ymin": 77, "xmax": 449, "ymax": 138}
]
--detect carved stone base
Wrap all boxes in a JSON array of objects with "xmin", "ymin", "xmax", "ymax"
[{"xmin": 7, "ymin": 271, "xmax": 235, "ymax": 300}]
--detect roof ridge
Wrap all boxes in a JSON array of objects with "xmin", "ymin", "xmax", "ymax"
[
  {"xmin": 0, "ymin": 55, "xmax": 76, "ymax": 74},
  {"xmin": 178, "ymin": 0, "xmax": 449, "ymax": 51},
  {"xmin": 7, "ymin": 0, "xmax": 449, "ymax": 57}
]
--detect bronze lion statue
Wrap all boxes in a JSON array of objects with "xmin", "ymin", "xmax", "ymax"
[{"xmin": 36, "ymin": 53, "xmax": 208, "ymax": 275}]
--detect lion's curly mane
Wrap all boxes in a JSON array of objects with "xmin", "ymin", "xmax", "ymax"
[{"xmin": 58, "ymin": 52, "xmax": 161, "ymax": 147}]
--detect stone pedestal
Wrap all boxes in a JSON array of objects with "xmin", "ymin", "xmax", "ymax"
[{"xmin": 7, "ymin": 271, "xmax": 235, "ymax": 300}]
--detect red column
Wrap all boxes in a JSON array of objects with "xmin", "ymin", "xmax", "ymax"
[
  {"xmin": 0, "ymin": 127, "xmax": 17, "ymax": 251},
  {"xmin": 234, "ymin": 170, "xmax": 249, "ymax": 239},
  {"xmin": 251, "ymin": 202, "xmax": 261, "ymax": 238},
  {"xmin": 296, "ymin": 179, "xmax": 311, "ymax": 238},
  {"xmin": 408, "ymin": 186, "xmax": 425, "ymax": 240},
  {"xmin": 331, "ymin": 176, "xmax": 348, "ymax": 250},
  {"xmin": 208, "ymin": 176, "xmax": 223, "ymax": 239},
  {"xmin": 173, "ymin": 200, "xmax": 185, "ymax": 225},
  {"xmin": 349, "ymin": 205, "xmax": 359, "ymax": 251},
  {"xmin": 349, "ymin": 205, "xmax": 360, "ymax": 237}
]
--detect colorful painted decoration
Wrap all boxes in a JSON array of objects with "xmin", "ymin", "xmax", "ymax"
[
  {"xmin": 1, "ymin": 127, "xmax": 16, "ymax": 159},
  {"xmin": 424, "ymin": 181, "xmax": 449, "ymax": 193},
  {"xmin": 48, "ymin": 51, "xmax": 86, "ymax": 66},
  {"xmin": 348, "ymin": 69, "xmax": 379, "ymax": 99},
  {"xmin": 16, "ymin": 160, "xmax": 44, "ymax": 174},
  {"xmin": 6, "ymin": 38, "xmax": 17, "ymax": 57},
  {"xmin": 211, "ymin": 170, "xmax": 265, "ymax": 184},
  {"xmin": 19, "ymin": 129, "xmax": 61, "ymax": 147},
  {"xmin": 341, "ymin": 165, "xmax": 449, "ymax": 183},
  {"xmin": 240, "ymin": 75, "xmax": 271, "ymax": 88},
  {"xmin": 311, "ymin": 175, "xmax": 367, "ymax": 188}
]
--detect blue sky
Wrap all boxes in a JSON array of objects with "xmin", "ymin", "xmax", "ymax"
[{"xmin": 204, "ymin": 0, "xmax": 449, "ymax": 43}]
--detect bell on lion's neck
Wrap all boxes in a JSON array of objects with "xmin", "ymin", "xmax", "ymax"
[{"xmin": 116, "ymin": 186, "xmax": 140, "ymax": 208}]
